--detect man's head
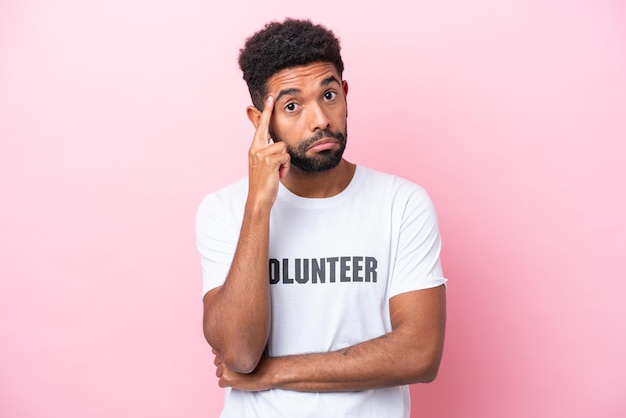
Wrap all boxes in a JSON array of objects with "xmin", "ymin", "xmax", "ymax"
[
  {"xmin": 239, "ymin": 19, "xmax": 348, "ymax": 174},
  {"xmin": 238, "ymin": 19, "xmax": 344, "ymax": 111}
]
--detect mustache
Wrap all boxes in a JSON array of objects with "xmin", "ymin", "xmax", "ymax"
[{"xmin": 297, "ymin": 129, "xmax": 346, "ymax": 151}]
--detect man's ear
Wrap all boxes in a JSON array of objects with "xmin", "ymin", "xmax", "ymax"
[
  {"xmin": 342, "ymin": 80, "xmax": 349, "ymax": 117},
  {"xmin": 246, "ymin": 105, "xmax": 262, "ymax": 129}
]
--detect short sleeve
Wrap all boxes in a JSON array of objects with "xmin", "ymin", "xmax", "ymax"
[
  {"xmin": 195, "ymin": 193, "xmax": 239, "ymax": 298},
  {"xmin": 389, "ymin": 184, "xmax": 447, "ymax": 298}
]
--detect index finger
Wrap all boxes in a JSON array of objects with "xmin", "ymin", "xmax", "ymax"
[{"xmin": 253, "ymin": 96, "xmax": 275, "ymax": 146}]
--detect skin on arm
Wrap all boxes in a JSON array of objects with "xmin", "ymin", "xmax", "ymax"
[
  {"xmin": 203, "ymin": 96, "xmax": 291, "ymax": 374},
  {"xmin": 214, "ymin": 284, "xmax": 446, "ymax": 391}
]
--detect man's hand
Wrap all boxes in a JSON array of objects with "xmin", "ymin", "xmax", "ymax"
[
  {"xmin": 247, "ymin": 96, "xmax": 291, "ymax": 210},
  {"xmin": 213, "ymin": 347, "xmax": 272, "ymax": 392}
]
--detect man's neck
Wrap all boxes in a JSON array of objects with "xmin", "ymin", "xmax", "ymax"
[{"xmin": 280, "ymin": 159, "xmax": 356, "ymax": 198}]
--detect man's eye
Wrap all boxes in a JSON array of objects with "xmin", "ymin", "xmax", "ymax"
[
  {"xmin": 324, "ymin": 91, "xmax": 337, "ymax": 100},
  {"xmin": 285, "ymin": 102, "xmax": 298, "ymax": 112}
]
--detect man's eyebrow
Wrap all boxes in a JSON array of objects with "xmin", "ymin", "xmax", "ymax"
[
  {"xmin": 275, "ymin": 87, "xmax": 301, "ymax": 103},
  {"xmin": 321, "ymin": 75, "xmax": 341, "ymax": 86}
]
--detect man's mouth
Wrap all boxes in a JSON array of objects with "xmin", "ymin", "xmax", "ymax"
[{"xmin": 307, "ymin": 138, "xmax": 339, "ymax": 152}]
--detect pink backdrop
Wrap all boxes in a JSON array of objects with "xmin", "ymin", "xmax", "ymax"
[{"xmin": 1, "ymin": 1, "xmax": 625, "ymax": 417}]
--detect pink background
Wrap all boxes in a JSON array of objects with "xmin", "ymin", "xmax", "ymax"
[{"xmin": 1, "ymin": 1, "xmax": 625, "ymax": 417}]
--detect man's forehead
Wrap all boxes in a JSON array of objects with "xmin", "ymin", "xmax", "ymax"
[{"xmin": 266, "ymin": 62, "xmax": 341, "ymax": 94}]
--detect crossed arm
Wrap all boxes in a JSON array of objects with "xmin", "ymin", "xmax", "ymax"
[{"xmin": 210, "ymin": 284, "xmax": 446, "ymax": 392}]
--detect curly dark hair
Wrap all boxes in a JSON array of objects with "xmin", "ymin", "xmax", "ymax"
[{"xmin": 238, "ymin": 18, "xmax": 344, "ymax": 110}]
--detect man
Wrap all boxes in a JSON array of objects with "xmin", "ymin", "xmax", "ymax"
[{"xmin": 196, "ymin": 18, "xmax": 447, "ymax": 417}]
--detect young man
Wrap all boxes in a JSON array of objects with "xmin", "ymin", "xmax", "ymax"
[{"xmin": 196, "ymin": 18, "xmax": 447, "ymax": 417}]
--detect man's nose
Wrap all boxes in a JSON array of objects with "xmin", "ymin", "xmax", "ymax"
[{"xmin": 308, "ymin": 102, "xmax": 330, "ymax": 132}]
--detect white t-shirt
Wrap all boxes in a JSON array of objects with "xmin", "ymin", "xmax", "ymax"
[{"xmin": 196, "ymin": 166, "xmax": 447, "ymax": 418}]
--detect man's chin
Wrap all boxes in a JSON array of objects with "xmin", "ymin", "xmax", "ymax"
[{"xmin": 290, "ymin": 152, "xmax": 343, "ymax": 173}]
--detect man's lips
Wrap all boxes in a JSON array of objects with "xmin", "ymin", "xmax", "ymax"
[{"xmin": 307, "ymin": 138, "xmax": 339, "ymax": 152}]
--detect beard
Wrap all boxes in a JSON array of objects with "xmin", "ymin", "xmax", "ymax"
[{"xmin": 270, "ymin": 127, "xmax": 348, "ymax": 173}]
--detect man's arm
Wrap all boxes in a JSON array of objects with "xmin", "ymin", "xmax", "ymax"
[
  {"xmin": 214, "ymin": 284, "xmax": 446, "ymax": 391},
  {"xmin": 203, "ymin": 96, "xmax": 290, "ymax": 374}
]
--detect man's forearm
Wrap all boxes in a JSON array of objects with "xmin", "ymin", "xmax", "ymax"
[
  {"xmin": 256, "ymin": 331, "xmax": 439, "ymax": 392},
  {"xmin": 203, "ymin": 202, "xmax": 272, "ymax": 373}
]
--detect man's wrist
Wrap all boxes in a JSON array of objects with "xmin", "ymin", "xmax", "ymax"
[{"xmin": 259, "ymin": 357, "xmax": 286, "ymax": 390}]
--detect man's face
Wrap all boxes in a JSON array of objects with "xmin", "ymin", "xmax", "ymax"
[{"xmin": 264, "ymin": 62, "xmax": 348, "ymax": 173}]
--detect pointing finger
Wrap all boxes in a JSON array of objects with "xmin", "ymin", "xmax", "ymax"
[{"xmin": 253, "ymin": 96, "xmax": 274, "ymax": 147}]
